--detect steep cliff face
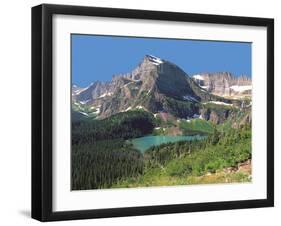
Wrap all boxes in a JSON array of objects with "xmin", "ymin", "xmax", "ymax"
[
  {"xmin": 199, "ymin": 108, "xmax": 231, "ymax": 124},
  {"xmin": 192, "ymin": 72, "xmax": 251, "ymax": 97}
]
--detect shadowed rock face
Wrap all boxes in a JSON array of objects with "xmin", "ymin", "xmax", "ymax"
[
  {"xmin": 192, "ymin": 72, "xmax": 251, "ymax": 97},
  {"xmin": 72, "ymin": 55, "xmax": 240, "ymax": 119}
]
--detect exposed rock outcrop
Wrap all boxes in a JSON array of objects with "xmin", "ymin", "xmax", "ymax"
[{"xmin": 192, "ymin": 72, "xmax": 251, "ymax": 97}]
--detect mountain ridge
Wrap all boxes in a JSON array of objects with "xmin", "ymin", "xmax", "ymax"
[
  {"xmin": 192, "ymin": 72, "xmax": 251, "ymax": 97},
  {"xmin": 72, "ymin": 55, "xmax": 247, "ymax": 122}
]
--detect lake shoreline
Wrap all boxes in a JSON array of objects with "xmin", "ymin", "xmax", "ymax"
[{"xmin": 129, "ymin": 134, "xmax": 206, "ymax": 153}]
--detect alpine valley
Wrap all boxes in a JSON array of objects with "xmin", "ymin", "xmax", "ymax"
[{"xmin": 71, "ymin": 55, "xmax": 252, "ymax": 190}]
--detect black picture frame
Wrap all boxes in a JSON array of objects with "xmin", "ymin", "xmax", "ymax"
[{"xmin": 32, "ymin": 3, "xmax": 274, "ymax": 222}]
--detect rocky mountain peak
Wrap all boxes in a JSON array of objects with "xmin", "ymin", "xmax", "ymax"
[
  {"xmin": 72, "ymin": 55, "xmax": 234, "ymax": 119},
  {"xmin": 144, "ymin": 54, "xmax": 164, "ymax": 65}
]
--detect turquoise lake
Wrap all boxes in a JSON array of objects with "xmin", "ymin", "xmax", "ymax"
[{"xmin": 130, "ymin": 135, "xmax": 205, "ymax": 153}]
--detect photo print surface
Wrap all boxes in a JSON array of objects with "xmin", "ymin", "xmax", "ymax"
[{"xmin": 71, "ymin": 34, "xmax": 252, "ymax": 190}]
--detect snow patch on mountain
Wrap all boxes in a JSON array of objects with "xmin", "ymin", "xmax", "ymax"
[
  {"xmin": 183, "ymin": 95, "xmax": 198, "ymax": 102},
  {"xmin": 79, "ymin": 111, "xmax": 89, "ymax": 116},
  {"xmin": 79, "ymin": 100, "xmax": 90, "ymax": 105},
  {"xmin": 136, "ymin": 105, "xmax": 145, "ymax": 110},
  {"xmin": 99, "ymin": 92, "xmax": 113, "ymax": 98},
  {"xmin": 125, "ymin": 106, "xmax": 132, "ymax": 112},
  {"xmin": 230, "ymin": 85, "xmax": 252, "ymax": 92},
  {"xmin": 94, "ymin": 107, "xmax": 100, "ymax": 114},
  {"xmin": 204, "ymin": 101, "xmax": 233, "ymax": 106},
  {"xmin": 193, "ymin": 75, "xmax": 205, "ymax": 80},
  {"xmin": 73, "ymin": 87, "xmax": 87, "ymax": 95},
  {"xmin": 89, "ymin": 105, "xmax": 101, "ymax": 114},
  {"xmin": 147, "ymin": 55, "xmax": 163, "ymax": 65},
  {"xmin": 121, "ymin": 105, "xmax": 147, "ymax": 113}
]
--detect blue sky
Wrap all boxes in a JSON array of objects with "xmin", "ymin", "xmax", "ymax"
[{"xmin": 72, "ymin": 34, "xmax": 251, "ymax": 87}]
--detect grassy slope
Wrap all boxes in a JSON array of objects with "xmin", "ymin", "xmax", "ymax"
[
  {"xmin": 179, "ymin": 119, "xmax": 214, "ymax": 135},
  {"xmin": 112, "ymin": 168, "xmax": 250, "ymax": 188},
  {"xmin": 152, "ymin": 117, "xmax": 215, "ymax": 136}
]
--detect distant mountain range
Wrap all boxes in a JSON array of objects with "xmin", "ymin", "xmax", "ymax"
[
  {"xmin": 192, "ymin": 72, "xmax": 251, "ymax": 97},
  {"xmin": 72, "ymin": 55, "xmax": 251, "ymax": 125}
]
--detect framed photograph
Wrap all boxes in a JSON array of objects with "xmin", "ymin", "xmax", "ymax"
[{"xmin": 32, "ymin": 4, "xmax": 274, "ymax": 221}]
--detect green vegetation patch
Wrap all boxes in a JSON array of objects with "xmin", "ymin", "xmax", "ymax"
[
  {"xmin": 72, "ymin": 139, "xmax": 144, "ymax": 190},
  {"xmin": 72, "ymin": 110, "xmax": 155, "ymax": 145},
  {"xmin": 201, "ymin": 102, "xmax": 236, "ymax": 111},
  {"xmin": 179, "ymin": 119, "xmax": 214, "ymax": 135}
]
